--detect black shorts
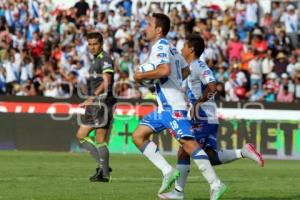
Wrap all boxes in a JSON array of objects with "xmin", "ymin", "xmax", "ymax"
[{"xmin": 80, "ymin": 96, "xmax": 116, "ymax": 129}]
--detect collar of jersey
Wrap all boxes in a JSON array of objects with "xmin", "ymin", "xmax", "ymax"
[{"xmin": 97, "ymin": 51, "xmax": 104, "ymax": 59}]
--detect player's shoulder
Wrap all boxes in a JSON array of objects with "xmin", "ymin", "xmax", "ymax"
[
  {"xmin": 158, "ymin": 38, "xmax": 169, "ymax": 45},
  {"xmin": 153, "ymin": 38, "xmax": 170, "ymax": 51},
  {"xmin": 197, "ymin": 60, "xmax": 208, "ymax": 68},
  {"xmin": 101, "ymin": 51, "xmax": 113, "ymax": 62}
]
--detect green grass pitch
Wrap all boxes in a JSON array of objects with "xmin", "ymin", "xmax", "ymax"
[{"xmin": 0, "ymin": 151, "xmax": 299, "ymax": 200}]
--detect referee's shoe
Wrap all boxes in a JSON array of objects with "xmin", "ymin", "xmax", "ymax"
[{"xmin": 89, "ymin": 167, "xmax": 112, "ymax": 182}]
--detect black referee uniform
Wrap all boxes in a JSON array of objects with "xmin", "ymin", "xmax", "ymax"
[{"xmin": 81, "ymin": 51, "xmax": 116, "ymax": 128}]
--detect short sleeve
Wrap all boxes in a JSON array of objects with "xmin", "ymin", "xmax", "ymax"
[
  {"xmin": 102, "ymin": 57, "xmax": 114, "ymax": 74},
  {"xmin": 199, "ymin": 63, "xmax": 216, "ymax": 85}
]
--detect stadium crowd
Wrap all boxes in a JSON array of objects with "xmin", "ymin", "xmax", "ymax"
[{"xmin": 0, "ymin": 0, "xmax": 300, "ymax": 102}]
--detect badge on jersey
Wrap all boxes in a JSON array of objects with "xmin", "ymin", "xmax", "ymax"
[
  {"xmin": 157, "ymin": 45, "xmax": 164, "ymax": 50},
  {"xmin": 103, "ymin": 62, "xmax": 112, "ymax": 69},
  {"xmin": 157, "ymin": 53, "xmax": 167, "ymax": 58},
  {"xmin": 172, "ymin": 111, "xmax": 187, "ymax": 120}
]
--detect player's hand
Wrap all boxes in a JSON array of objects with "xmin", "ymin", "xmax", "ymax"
[
  {"xmin": 189, "ymin": 105, "xmax": 195, "ymax": 120},
  {"xmin": 191, "ymin": 101, "xmax": 202, "ymax": 120},
  {"xmin": 134, "ymin": 72, "xmax": 144, "ymax": 82},
  {"xmin": 80, "ymin": 97, "xmax": 94, "ymax": 108}
]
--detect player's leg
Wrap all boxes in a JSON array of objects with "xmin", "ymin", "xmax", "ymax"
[
  {"xmin": 133, "ymin": 124, "xmax": 173, "ymax": 175},
  {"xmin": 159, "ymin": 146, "xmax": 190, "ymax": 200},
  {"xmin": 92, "ymin": 97, "xmax": 116, "ymax": 181},
  {"xmin": 76, "ymin": 126, "xmax": 101, "ymax": 166},
  {"xmin": 204, "ymin": 124, "xmax": 264, "ymax": 167},
  {"xmin": 163, "ymin": 111, "xmax": 227, "ymax": 199},
  {"xmin": 133, "ymin": 111, "xmax": 178, "ymax": 194},
  {"xmin": 175, "ymin": 146, "xmax": 190, "ymax": 193},
  {"xmin": 94, "ymin": 128, "xmax": 111, "ymax": 181},
  {"xmin": 180, "ymin": 138, "xmax": 227, "ymax": 200}
]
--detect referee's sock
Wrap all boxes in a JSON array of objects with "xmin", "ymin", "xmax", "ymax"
[
  {"xmin": 96, "ymin": 142, "xmax": 110, "ymax": 177},
  {"xmin": 79, "ymin": 137, "xmax": 101, "ymax": 166}
]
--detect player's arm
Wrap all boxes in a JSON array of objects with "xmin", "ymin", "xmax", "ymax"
[
  {"xmin": 195, "ymin": 81, "xmax": 217, "ymax": 104},
  {"xmin": 81, "ymin": 72, "xmax": 113, "ymax": 107},
  {"xmin": 191, "ymin": 81, "xmax": 216, "ymax": 119},
  {"xmin": 81, "ymin": 59, "xmax": 114, "ymax": 107},
  {"xmin": 134, "ymin": 63, "xmax": 171, "ymax": 82},
  {"xmin": 93, "ymin": 72, "xmax": 113, "ymax": 96},
  {"xmin": 195, "ymin": 67, "xmax": 217, "ymax": 105},
  {"xmin": 182, "ymin": 66, "xmax": 190, "ymax": 80}
]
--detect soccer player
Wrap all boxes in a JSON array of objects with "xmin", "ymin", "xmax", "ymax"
[
  {"xmin": 76, "ymin": 32, "xmax": 116, "ymax": 182},
  {"xmin": 133, "ymin": 13, "xmax": 227, "ymax": 200},
  {"xmin": 159, "ymin": 34, "xmax": 264, "ymax": 199}
]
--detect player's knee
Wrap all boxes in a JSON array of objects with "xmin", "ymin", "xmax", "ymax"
[
  {"xmin": 132, "ymin": 131, "xmax": 141, "ymax": 146},
  {"xmin": 180, "ymin": 138, "xmax": 199, "ymax": 155},
  {"xmin": 205, "ymin": 148, "xmax": 221, "ymax": 166},
  {"xmin": 177, "ymin": 147, "xmax": 190, "ymax": 160},
  {"xmin": 76, "ymin": 131, "xmax": 85, "ymax": 140}
]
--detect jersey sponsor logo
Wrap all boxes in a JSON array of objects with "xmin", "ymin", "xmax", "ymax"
[
  {"xmin": 203, "ymin": 70, "xmax": 211, "ymax": 76},
  {"xmin": 103, "ymin": 61, "xmax": 112, "ymax": 69},
  {"xmin": 159, "ymin": 59, "xmax": 167, "ymax": 64},
  {"xmin": 157, "ymin": 53, "xmax": 167, "ymax": 58}
]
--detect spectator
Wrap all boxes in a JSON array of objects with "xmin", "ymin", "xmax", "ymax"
[
  {"xmin": 293, "ymin": 64, "xmax": 300, "ymax": 101},
  {"xmin": 251, "ymin": 29, "xmax": 268, "ymax": 57},
  {"xmin": 274, "ymin": 52, "xmax": 288, "ymax": 77},
  {"xmin": 245, "ymin": 0, "xmax": 258, "ymax": 29},
  {"xmin": 261, "ymin": 84, "xmax": 276, "ymax": 102},
  {"xmin": 119, "ymin": 52, "xmax": 134, "ymax": 81},
  {"xmin": 274, "ymin": 29, "xmax": 293, "ymax": 54},
  {"xmin": 241, "ymin": 45, "xmax": 254, "ymax": 71},
  {"xmin": 224, "ymin": 73, "xmax": 240, "ymax": 101},
  {"xmin": 264, "ymin": 72, "xmax": 280, "ymax": 94},
  {"xmin": 280, "ymin": 4, "xmax": 299, "ymax": 46},
  {"xmin": 0, "ymin": 0, "xmax": 299, "ymax": 103},
  {"xmin": 279, "ymin": 73, "xmax": 295, "ymax": 94},
  {"xmin": 245, "ymin": 83, "xmax": 263, "ymax": 101},
  {"xmin": 227, "ymin": 33, "xmax": 244, "ymax": 62},
  {"xmin": 271, "ymin": 1, "xmax": 281, "ymax": 23},
  {"xmin": 74, "ymin": 0, "xmax": 89, "ymax": 18},
  {"xmin": 248, "ymin": 51, "xmax": 262, "ymax": 88},
  {"xmin": 214, "ymin": 62, "xmax": 229, "ymax": 83},
  {"xmin": 286, "ymin": 55, "xmax": 299, "ymax": 78},
  {"xmin": 277, "ymin": 85, "xmax": 294, "ymax": 102},
  {"xmin": 261, "ymin": 50, "xmax": 274, "ymax": 82},
  {"xmin": 215, "ymin": 82, "xmax": 226, "ymax": 101}
]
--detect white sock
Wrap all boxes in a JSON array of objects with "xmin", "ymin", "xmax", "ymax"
[
  {"xmin": 141, "ymin": 141, "xmax": 173, "ymax": 175},
  {"xmin": 175, "ymin": 164, "xmax": 190, "ymax": 192},
  {"xmin": 192, "ymin": 147, "xmax": 221, "ymax": 190},
  {"xmin": 218, "ymin": 149, "xmax": 242, "ymax": 164}
]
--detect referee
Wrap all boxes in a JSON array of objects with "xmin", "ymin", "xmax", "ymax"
[{"xmin": 76, "ymin": 32, "xmax": 116, "ymax": 182}]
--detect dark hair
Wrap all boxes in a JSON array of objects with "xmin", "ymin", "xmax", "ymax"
[
  {"xmin": 185, "ymin": 33, "xmax": 205, "ymax": 58},
  {"xmin": 152, "ymin": 13, "xmax": 170, "ymax": 36},
  {"xmin": 87, "ymin": 32, "xmax": 103, "ymax": 44}
]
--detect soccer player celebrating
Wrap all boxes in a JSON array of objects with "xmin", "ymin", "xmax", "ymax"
[
  {"xmin": 133, "ymin": 13, "xmax": 227, "ymax": 200},
  {"xmin": 76, "ymin": 32, "xmax": 116, "ymax": 182},
  {"xmin": 159, "ymin": 34, "xmax": 264, "ymax": 199}
]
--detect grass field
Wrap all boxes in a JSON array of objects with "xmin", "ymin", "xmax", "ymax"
[{"xmin": 0, "ymin": 151, "xmax": 299, "ymax": 200}]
